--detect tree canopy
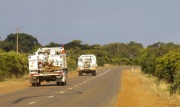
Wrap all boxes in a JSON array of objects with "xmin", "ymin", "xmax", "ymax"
[{"xmin": 0, "ymin": 33, "xmax": 41, "ymax": 52}]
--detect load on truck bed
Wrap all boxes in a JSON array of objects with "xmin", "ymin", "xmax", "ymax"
[
  {"xmin": 77, "ymin": 54, "xmax": 97, "ymax": 76},
  {"xmin": 28, "ymin": 47, "xmax": 68, "ymax": 86}
]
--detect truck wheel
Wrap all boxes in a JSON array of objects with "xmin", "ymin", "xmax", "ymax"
[
  {"xmin": 57, "ymin": 82, "xmax": 60, "ymax": 85},
  {"xmin": 31, "ymin": 83, "xmax": 35, "ymax": 86},
  {"xmin": 92, "ymin": 71, "xmax": 96, "ymax": 76},
  {"xmin": 79, "ymin": 72, "xmax": 82, "ymax": 76},
  {"xmin": 92, "ymin": 73, "xmax": 96, "ymax": 76},
  {"xmin": 37, "ymin": 82, "xmax": 41, "ymax": 86},
  {"xmin": 61, "ymin": 82, "xmax": 65, "ymax": 86}
]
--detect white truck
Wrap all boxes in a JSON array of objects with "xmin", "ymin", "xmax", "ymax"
[
  {"xmin": 77, "ymin": 54, "xmax": 97, "ymax": 76},
  {"xmin": 28, "ymin": 47, "xmax": 68, "ymax": 86}
]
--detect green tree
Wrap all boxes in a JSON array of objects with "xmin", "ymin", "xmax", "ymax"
[
  {"xmin": 127, "ymin": 41, "xmax": 143, "ymax": 65},
  {"xmin": 97, "ymin": 57, "xmax": 105, "ymax": 66},
  {"xmin": 65, "ymin": 40, "xmax": 83, "ymax": 50},
  {"xmin": 155, "ymin": 51, "xmax": 180, "ymax": 83},
  {"xmin": 3, "ymin": 33, "xmax": 40, "ymax": 52},
  {"xmin": 139, "ymin": 49, "xmax": 157, "ymax": 74},
  {"xmin": 67, "ymin": 57, "xmax": 77, "ymax": 71},
  {"xmin": 0, "ymin": 41, "xmax": 14, "ymax": 52},
  {"xmin": 45, "ymin": 42, "xmax": 61, "ymax": 47}
]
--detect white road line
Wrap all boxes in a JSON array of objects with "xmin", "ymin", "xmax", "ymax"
[
  {"xmin": 60, "ymin": 91, "xmax": 65, "ymax": 93},
  {"xmin": 70, "ymin": 69, "xmax": 112, "ymax": 90},
  {"xmin": 48, "ymin": 96, "xmax": 54, "ymax": 98},
  {"xmin": 28, "ymin": 101, "xmax": 36, "ymax": 105},
  {"xmin": 96, "ymin": 69, "xmax": 111, "ymax": 77}
]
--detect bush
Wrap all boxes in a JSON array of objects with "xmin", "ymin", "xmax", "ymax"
[
  {"xmin": 169, "ymin": 71, "xmax": 180, "ymax": 95},
  {"xmin": 0, "ymin": 51, "xmax": 28, "ymax": 81},
  {"xmin": 155, "ymin": 51, "xmax": 180, "ymax": 83},
  {"xmin": 111, "ymin": 59, "xmax": 120, "ymax": 65},
  {"xmin": 120, "ymin": 58, "xmax": 132, "ymax": 65},
  {"xmin": 67, "ymin": 57, "xmax": 77, "ymax": 71},
  {"xmin": 140, "ymin": 51, "xmax": 156, "ymax": 74},
  {"xmin": 97, "ymin": 57, "xmax": 105, "ymax": 66}
]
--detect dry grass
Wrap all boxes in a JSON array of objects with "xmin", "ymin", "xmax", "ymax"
[
  {"xmin": 132, "ymin": 67, "xmax": 180, "ymax": 102},
  {"xmin": 4, "ymin": 74, "xmax": 29, "ymax": 81},
  {"xmin": 68, "ymin": 71, "xmax": 78, "ymax": 77},
  {"xmin": 0, "ymin": 74, "xmax": 29, "ymax": 88}
]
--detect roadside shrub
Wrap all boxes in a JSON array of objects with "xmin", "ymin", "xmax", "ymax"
[
  {"xmin": 155, "ymin": 51, "xmax": 180, "ymax": 83},
  {"xmin": 97, "ymin": 57, "xmax": 105, "ymax": 66},
  {"xmin": 111, "ymin": 59, "xmax": 120, "ymax": 65},
  {"xmin": 140, "ymin": 51, "xmax": 156, "ymax": 74},
  {"xmin": 169, "ymin": 71, "xmax": 180, "ymax": 95},
  {"xmin": 0, "ymin": 51, "xmax": 28, "ymax": 80},
  {"xmin": 67, "ymin": 57, "xmax": 76, "ymax": 71},
  {"xmin": 120, "ymin": 58, "xmax": 132, "ymax": 65}
]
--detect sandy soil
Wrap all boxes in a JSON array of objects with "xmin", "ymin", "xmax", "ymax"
[{"xmin": 115, "ymin": 68, "xmax": 180, "ymax": 107}]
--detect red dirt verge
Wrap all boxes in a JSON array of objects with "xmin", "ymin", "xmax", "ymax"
[{"xmin": 115, "ymin": 68, "xmax": 180, "ymax": 107}]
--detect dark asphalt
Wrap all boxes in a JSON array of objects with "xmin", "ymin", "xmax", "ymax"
[{"xmin": 0, "ymin": 67, "xmax": 123, "ymax": 107}]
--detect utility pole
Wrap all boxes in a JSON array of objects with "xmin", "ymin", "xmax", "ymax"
[
  {"xmin": 117, "ymin": 43, "xmax": 119, "ymax": 58},
  {"xmin": 16, "ymin": 26, "xmax": 23, "ymax": 53},
  {"xmin": 16, "ymin": 28, "xmax": 19, "ymax": 53}
]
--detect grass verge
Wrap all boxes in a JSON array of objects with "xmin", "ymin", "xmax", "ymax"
[{"xmin": 132, "ymin": 67, "xmax": 180, "ymax": 102}]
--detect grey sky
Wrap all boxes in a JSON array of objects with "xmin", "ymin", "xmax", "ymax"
[{"xmin": 0, "ymin": 0, "xmax": 180, "ymax": 47}]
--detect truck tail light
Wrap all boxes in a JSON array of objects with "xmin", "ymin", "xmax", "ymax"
[
  {"xmin": 62, "ymin": 50, "xmax": 65, "ymax": 54},
  {"xmin": 29, "ymin": 74, "xmax": 34, "ymax": 77},
  {"xmin": 54, "ymin": 72, "xmax": 63, "ymax": 75}
]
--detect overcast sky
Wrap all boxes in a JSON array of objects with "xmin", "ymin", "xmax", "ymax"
[{"xmin": 0, "ymin": 0, "xmax": 180, "ymax": 47}]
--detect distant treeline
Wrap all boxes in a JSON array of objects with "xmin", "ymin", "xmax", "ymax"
[{"xmin": 1, "ymin": 33, "xmax": 180, "ymax": 94}]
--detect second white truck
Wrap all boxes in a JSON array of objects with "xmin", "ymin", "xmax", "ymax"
[{"xmin": 77, "ymin": 54, "xmax": 97, "ymax": 76}]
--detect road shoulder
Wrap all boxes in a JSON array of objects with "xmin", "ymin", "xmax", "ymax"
[{"xmin": 115, "ymin": 67, "xmax": 179, "ymax": 107}]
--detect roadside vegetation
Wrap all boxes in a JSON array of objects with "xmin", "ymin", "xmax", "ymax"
[
  {"xmin": 1, "ymin": 33, "xmax": 180, "ymax": 95},
  {"xmin": 140, "ymin": 42, "xmax": 180, "ymax": 94}
]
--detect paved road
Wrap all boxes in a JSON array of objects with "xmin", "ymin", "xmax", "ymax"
[{"xmin": 0, "ymin": 67, "xmax": 122, "ymax": 107}]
